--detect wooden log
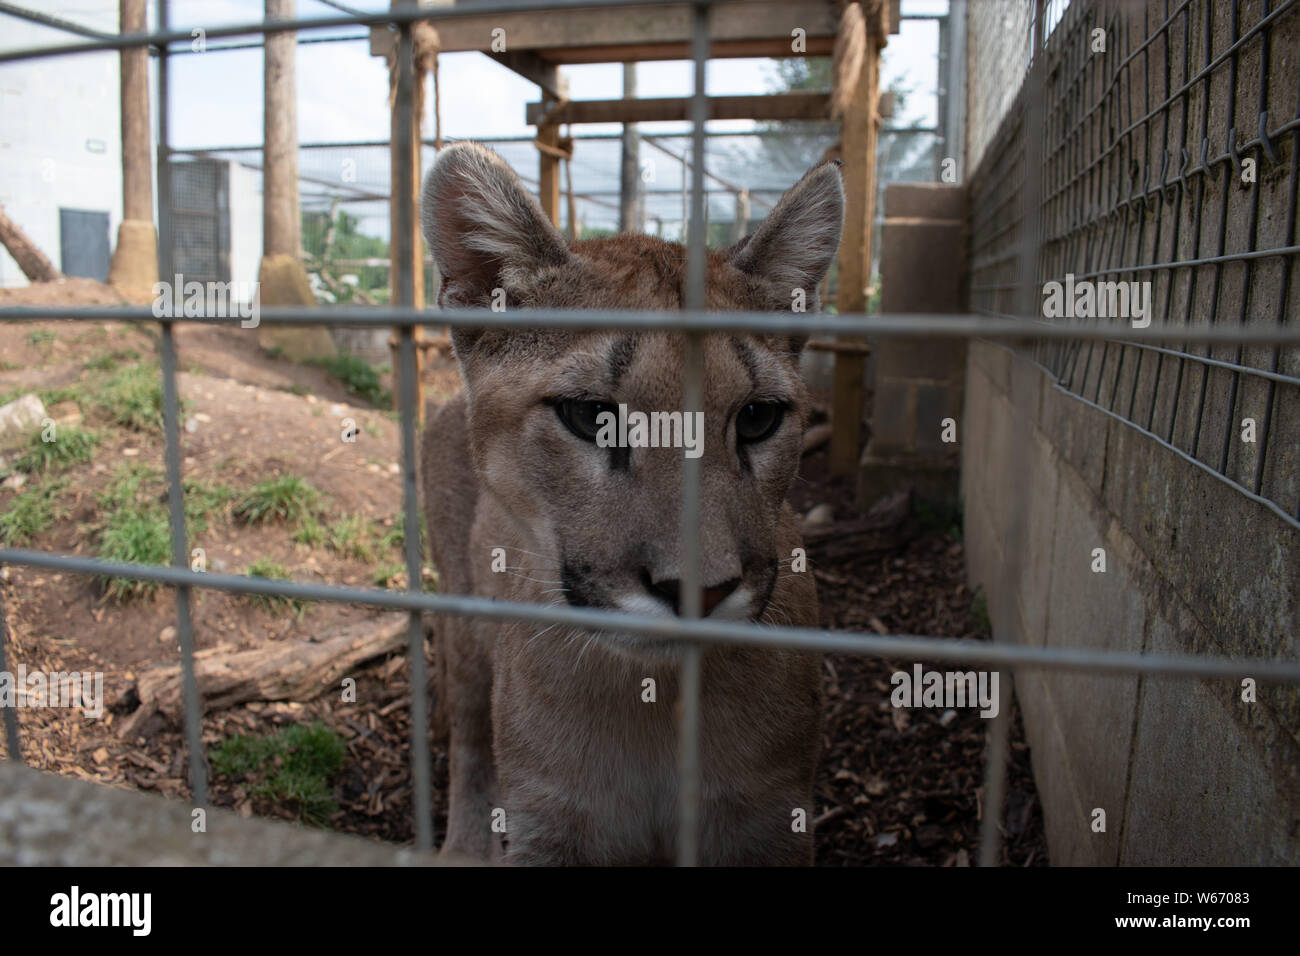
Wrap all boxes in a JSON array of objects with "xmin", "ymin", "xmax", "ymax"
[
  {"xmin": 117, "ymin": 614, "xmax": 409, "ymax": 738},
  {"xmin": 0, "ymin": 202, "xmax": 61, "ymax": 283}
]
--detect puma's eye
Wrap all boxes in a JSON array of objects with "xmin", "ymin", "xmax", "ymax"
[
  {"xmin": 555, "ymin": 399, "xmax": 613, "ymax": 443},
  {"xmin": 736, "ymin": 402, "xmax": 784, "ymax": 444}
]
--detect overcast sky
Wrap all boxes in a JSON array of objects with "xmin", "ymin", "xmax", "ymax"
[{"xmin": 21, "ymin": 0, "xmax": 946, "ymax": 148}]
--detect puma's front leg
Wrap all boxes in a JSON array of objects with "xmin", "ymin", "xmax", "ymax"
[{"xmin": 438, "ymin": 617, "xmax": 500, "ymax": 862}]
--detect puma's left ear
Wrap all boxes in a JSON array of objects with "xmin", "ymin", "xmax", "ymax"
[{"xmin": 727, "ymin": 161, "xmax": 845, "ymax": 297}]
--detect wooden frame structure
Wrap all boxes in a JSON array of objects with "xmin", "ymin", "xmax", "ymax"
[{"xmin": 372, "ymin": 0, "xmax": 895, "ymax": 472}]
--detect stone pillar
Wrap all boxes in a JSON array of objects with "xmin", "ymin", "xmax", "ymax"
[{"xmin": 857, "ymin": 183, "xmax": 967, "ymax": 512}]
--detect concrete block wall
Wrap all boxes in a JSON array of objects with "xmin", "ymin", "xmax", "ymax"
[
  {"xmin": 858, "ymin": 184, "xmax": 967, "ymax": 511},
  {"xmin": 963, "ymin": 342, "xmax": 1300, "ymax": 864}
]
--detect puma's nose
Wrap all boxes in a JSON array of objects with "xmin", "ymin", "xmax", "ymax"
[{"xmin": 642, "ymin": 573, "xmax": 740, "ymax": 617}]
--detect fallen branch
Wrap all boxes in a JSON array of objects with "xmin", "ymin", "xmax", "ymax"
[
  {"xmin": 117, "ymin": 613, "xmax": 408, "ymax": 738},
  {"xmin": 0, "ymin": 202, "xmax": 61, "ymax": 283}
]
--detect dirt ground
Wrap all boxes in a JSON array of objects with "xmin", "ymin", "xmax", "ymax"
[{"xmin": 0, "ymin": 278, "xmax": 1046, "ymax": 865}]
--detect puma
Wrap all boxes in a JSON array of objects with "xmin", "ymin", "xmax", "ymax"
[{"xmin": 419, "ymin": 142, "xmax": 844, "ymax": 865}]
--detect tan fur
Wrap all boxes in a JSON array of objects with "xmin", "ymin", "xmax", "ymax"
[{"xmin": 420, "ymin": 143, "xmax": 843, "ymax": 865}]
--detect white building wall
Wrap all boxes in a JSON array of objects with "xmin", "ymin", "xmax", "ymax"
[
  {"xmin": 227, "ymin": 160, "xmax": 263, "ymax": 294},
  {"xmin": 0, "ymin": 7, "xmax": 130, "ymax": 287}
]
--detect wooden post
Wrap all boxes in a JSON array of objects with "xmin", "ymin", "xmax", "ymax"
[
  {"xmin": 256, "ymin": 0, "xmax": 333, "ymax": 361},
  {"xmin": 387, "ymin": 4, "xmax": 429, "ymax": 420},
  {"xmin": 618, "ymin": 63, "xmax": 642, "ymax": 233},
  {"xmin": 263, "ymin": 0, "xmax": 301, "ymax": 259},
  {"xmin": 731, "ymin": 189, "xmax": 750, "ymax": 245},
  {"xmin": 106, "ymin": 0, "xmax": 157, "ymax": 301},
  {"xmin": 537, "ymin": 95, "xmax": 562, "ymax": 227},
  {"xmin": 830, "ymin": 4, "xmax": 883, "ymax": 477}
]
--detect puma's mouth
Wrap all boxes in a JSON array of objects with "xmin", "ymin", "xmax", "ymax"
[{"xmin": 559, "ymin": 558, "xmax": 774, "ymax": 622}]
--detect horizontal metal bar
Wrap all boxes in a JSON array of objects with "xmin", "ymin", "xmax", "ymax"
[
  {"xmin": 0, "ymin": 0, "xmax": 722, "ymax": 64},
  {"xmin": 1, "ymin": 548, "xmax": 1297, "ymax": 683},
  {"xmin": 4, "ymin": 305, "xmax": 1300, "ymax": 346},
  {"xmin": 0, "ymin": 0, "xmax": 114, "ymax": 39}
]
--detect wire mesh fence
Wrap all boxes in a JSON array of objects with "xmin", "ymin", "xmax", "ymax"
[
  {"xmin": 0, "ymin": 0, "xmax": 1298, "ymax": 867},
  {"xmin": 971, "ymin": 0, "xmax": 1300, "ymax": 528}
]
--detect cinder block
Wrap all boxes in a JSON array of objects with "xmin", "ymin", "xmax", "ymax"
[
  {"xmin": 1031, "ymin": 464, "xmax": 1144, "ymax": 865},
  {"xmin": 883, "ymin": 182, "xmax": 965, "ymax": 221},
  {"xmin": 876, "ymin": 338, "xmax": 967, "ymax": 384},
  {"xmin": 1120, "ymin": 604, "xmax": 1300, "ymax": 864},
  {"xmin": 870, "ymin": 380, "xmax": 915, "ymax": 455},
  {"xmin": 914, "ymin": 383, "xmax": 960, "ymax": 455},
  {"xmin": 879, "ymin": 220, "xmax": 965, "ymax": 313}
]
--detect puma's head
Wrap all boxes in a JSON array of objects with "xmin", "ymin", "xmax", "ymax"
[{"xmin": 421, "ymin": 142, "xmax": 843, "ymax": 637}]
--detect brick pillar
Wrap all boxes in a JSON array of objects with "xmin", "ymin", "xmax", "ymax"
[{"xmin": 857, "ymin": 183, "xmax": 967, "ymax": 513}]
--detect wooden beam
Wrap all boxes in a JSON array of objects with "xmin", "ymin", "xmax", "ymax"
[
  {"xmin": 527, "ymin": 92, "xmax": 831, "ymax": 126},
  {"xmin": 537, "ymin": 36, "xmax": 835, "ymax": 63},
  {"xmin": 830, "ymin": 5, "xmax": 883, "ymax": 478},
  {"xmin": 537, "ymin": 94, "xmax": 562, "ymax": 228},
  {"xmin": 370, "ymin": 24, "xmax": 832, "ymax": 63},
  {"xmin": 428, "ymin": 1, "xmax": 837, "ymax": 55},
  {"xmin": 488, "ymin": 49, "xmax": 568, "ymax": 99}
]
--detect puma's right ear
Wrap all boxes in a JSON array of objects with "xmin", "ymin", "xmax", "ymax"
[
  {"xmin": 727, "ymin": 161, "xmax": 844, "ymax": 298},
  {"xmin": 421, "ymin": 142, "xmax": 571, "ymax": 351}
]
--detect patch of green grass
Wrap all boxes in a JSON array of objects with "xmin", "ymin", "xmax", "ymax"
[
  {"xmin": 10, "ymin": 426, "xmax": 100, "ymax": 474},
  {"xmin": 262, "ymin": 346, "xmax": 286, "ymax": 360},
  {"xmin": 181, "ymin": 479, "xmax": 236, "ymax": 536},
  {"xmin": 233, "ymin": 476, "xmax": 322, "ymax": 527},
  {"xmin": 210, "ymin": 722, "xmax": 346, "ymax": 827},
  {"xmin": 25, "ymin": 329, "xmax": 55, "ymax": 349},
  {"xmin": 0, "ymin": 360, "xmax": 20, "ymax": 371},
  {"xmin": 99, "ymin": 509, "xmax": 170, "ymax": 601},
  {"xmin": 84, "ymin": 348, "xmax": 141, "ymax": 373},
  {"xmin": 95, "ymin": 465, "xmax": 170, "ymax": 601},
  {"xmin": 280, "ymin": 383, "xmax": 311, "ymax": 397},
  {"xmin": 326, "ymin": 513, "xmax": 374, "ymax": 561},
  {"xmin": 243, "ymin": 557, "xmax": 311, "ymax": 618},
  {"xmin": 306, "ymin": 354, "xmax": 392, "ymax": 407},
  {"xmin": 376, "ymin": 514, "xmax": 427, "ymax": 555},
  {"xmin": 0, "ymin": 478, "xmax": 70, "ymax": 546},
  {"xmin": 372, "ymin": 562, "xmax": 405, "ymax": 588},
  {"xmin": 291, "ymin": 514, "xmax": 325, "ymax": 547},
  {"xmin": 93, "ymin": 361, "xmax": 164, "ymax": 431},
  {"xmin": 362, "ymin": 420, "xmax": 381, "ymax": 439}
]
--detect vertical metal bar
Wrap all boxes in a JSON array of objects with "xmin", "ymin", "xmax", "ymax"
[
  {"xmin": 156, "ymin": 0, "xmax": 171, "ymax": 281},
  {"xmin": 392, "ymin": 0, "xmax": 433, "ymax": 853},
  {"xmin": 977, "ymin": 673, "xmax": 1011, "ymax": 867},
  {"xmin": 676, "ymin": 0, "xmax": 709, "ymax": 868},
  {"xmin": 159, "ymin": 321, "xmax": 207, "ymax": 805},
  {"xmin": 0, "ymin": 580, "xmax": 23, "ymax": 761}
]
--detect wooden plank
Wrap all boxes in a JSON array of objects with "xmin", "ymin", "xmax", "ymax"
[
  {"xmin": 430, "ymin": 1, "xmax": 837, "ymax": 53},
  {"xmin": 538, "ymin": 36, "xmax": 834, "ymax": 63},
  {"xmin": 371, "ymin": 17, "xmax": 833, "ymax": 63},
  {"xmin": 527, "ymin": 92, "xmax": 831, "ymax": 126}
]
